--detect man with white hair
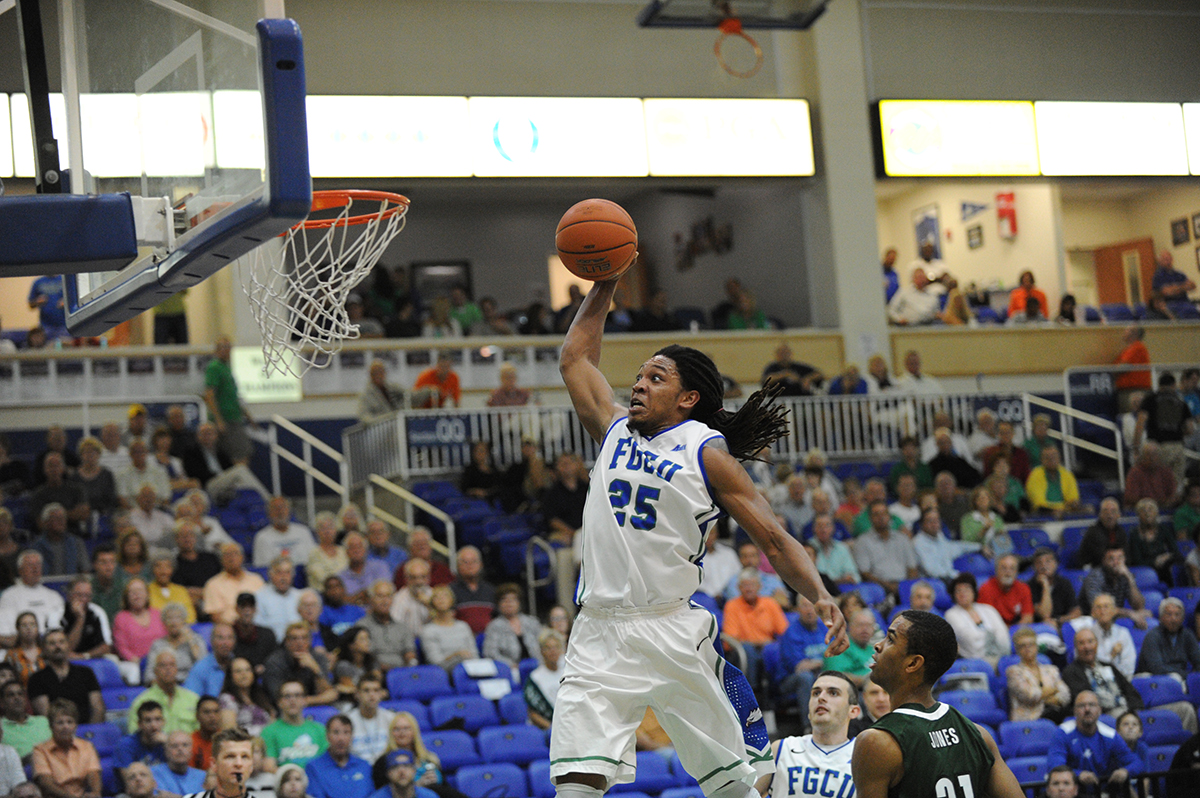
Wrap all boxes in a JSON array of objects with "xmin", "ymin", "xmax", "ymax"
[
  {"xmin": 150, "ymin": 731, "xmax": 207, "ymax": 794},
  {"xmin": 256, "ymin": 557, "xmax": 303, "ymax": 639},
  {"xmin": 117, "ymin": 439, "xmax": 172, "ymax": 507},
  {"xmin": 31, "ymin": 504, "xmax": 88, "ymax": 576},
  {"xmin": 967, "ymin": 408, "xmax": 1000, "ymax": 462},
  {"xmin": 129, "ymin": 485, "xmax": 176, "ymax": 551},
  {"xmin": 202, "ymin": 543, "xmax": 265, "ymax": 624},
  {"xmin": 1138, "ymin": 597, "xmax": 1200, "ymax": 679},
  {"xmin": 339, "ymin": 533, "xmax": 391, "ymax": 605},
  {"xmin": 253, "ymin": 496, "xmax": 315, "ymax": 568},
  {"xmin": 99, "ymin": 422, "xmax": 131, "ymax": 473},
  {"xmin": 389, "ymin": 559, "xmax": 432, "ymax": 642},
  {"xmin": 128, "ymin": 650, "xmax": 200, "ymax": 734},
  {"xmin": 365, "ymin": 519, "xmax": 407, "ymax": 575},
  {"xmin": 0, "ymin": 551, "xmax": 65, "ymax": 645},
  {"xmin": 394, "ymin": 527, "xmax": 452, "ymax": 587},
  {"xmin": 359, "ymin": 359, "xmax": 406, "ymax": 421}
]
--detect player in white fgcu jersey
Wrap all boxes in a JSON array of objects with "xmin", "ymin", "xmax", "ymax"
[
  {"xmin": 551, "ymin": 273, "xmax": 848, "ymax": 798},
  {"xmin": 755, "ymin": 671, "xmax": 860, "ymax": 798}
]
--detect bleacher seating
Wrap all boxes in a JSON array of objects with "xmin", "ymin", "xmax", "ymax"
[
  {"xmin": 452, "ymin": 660, "xmax": 516, "ymax": 694},
  {"xmin": 426, "ymin": 729, "xmax": 483, "ymax": 772},
  {"xmin": 938, "ymin": 690, "xmax": 1007, "ymax": 729},
  {"xmin": 610, "ymin": 753, "xmax": 678, "ymax": 795},
  {"xmin": 477, "ymin": 725, "xmax": 550, "ymax": 765},
  {"xmin": 388, "ymin": 665, "xmax": 456, "ymax": 702},
  {"xmin": 303, "ymin": 706, "xmax": 340, "ymax": 725},
  {"xmin": 76, "ymin": 722, "xmax": 122, "ymax": 757},
  {"xmin": 381, "ymin": 699, "xmax": 431, "ymax": 728},
  {"xmin": 455, "ymin": 763, "xmax": 529, "ymax": 798},
  {"xmin": 1132, "ymin": 676, "xmax": 1187, "ymax": 709},
  {"xmin": 498, "ymin": 692, "xmax": 529, "ymax": 725},
  {"xmin": 430, "ymin": 695, "xmax": 501, "ymax": 733},
  {"xmin": 528, "ymin": 760, "xmax": 555, "ymax": 798},
  {"xmin": 998, "ymin": 719, "xmax": 1058, "ymax": 758},
  {"xmin": 1138, "ymin": 709, "xmax": 1190, "ymax": 746},
  {"xmin": 1007, "ymin": 756, "xmax": 1048, "ymax": 784}
]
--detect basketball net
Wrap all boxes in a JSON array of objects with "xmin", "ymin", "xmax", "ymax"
[{"xmin": 240, "ymin": 190, "xmax": 410, "ymax": 377}]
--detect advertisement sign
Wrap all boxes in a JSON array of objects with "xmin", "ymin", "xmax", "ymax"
[
  {"xmin": 879, "ymin": 100, "xmax": 1039, "ymax": 176},
  {"xmin": 230, "ymin": 347, "xmax": 302, "ymax": 403},
  {"xmin": 406, "ymin": 414, "xmax": 472, "ymax": 447}
]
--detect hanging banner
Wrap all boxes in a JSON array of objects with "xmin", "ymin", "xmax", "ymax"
[{"xmin": 996, "ymin": 192, "xmax": 1017, "ymax": 239}]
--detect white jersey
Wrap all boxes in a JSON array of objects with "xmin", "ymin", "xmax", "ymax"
[
  {"xmin": 772, "ymin": 734, "xmax": 856, "ymax": 798},
  {"xmin": 578, "ymin": 416, "xmax": 725, "ymax": 608}
]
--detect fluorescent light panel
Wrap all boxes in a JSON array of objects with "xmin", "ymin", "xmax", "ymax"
[
  {"xmin": 1035, "ymin": 101, "xmax": 1189, "ymax": 176},
  {"xmin": 879, "ymin": 100, "xmax": 1039, "ymax": 177},
  {"xmin": 645, "ymin": 99, "xmax": 814, "ymax": 176}
]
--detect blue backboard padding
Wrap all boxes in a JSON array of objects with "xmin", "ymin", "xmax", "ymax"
[
  {"xmin": 64, "ymin": 18, "xmax": 312, "ymax": 335},
  {"xmin": 0, "ymin": 193, "xmax": 137, "ymax": 276}
]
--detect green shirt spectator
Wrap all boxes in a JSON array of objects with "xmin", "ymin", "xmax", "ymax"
[
  {"xmin": 128, "ymin": 683, "xmax": 200, "ymax": 735},
  {"xmin": 263, "ymin": 718, "xmax": 328, "ymax": 768},
  {"xmin": 1, "ymin": 708, "xmax": 52, "ymax": 759},
  {"xmin": 205, "ymin": 355, "xmax": 243, "ymax": 426}
]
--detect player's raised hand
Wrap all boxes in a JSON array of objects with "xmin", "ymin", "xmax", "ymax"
[{"xmin": 815, "ymin": 597, "xmax": 849, "ymax": 656}]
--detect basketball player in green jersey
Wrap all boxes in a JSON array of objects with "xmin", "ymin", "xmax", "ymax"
[{"xmin": 851, "ymin": 611, "xmax": 1023, "ymax": 798}]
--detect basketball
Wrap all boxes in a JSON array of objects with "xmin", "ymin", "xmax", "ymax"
[{"xmin": 555, "ymin": 199, "xmax": 638, "ymax": 281}]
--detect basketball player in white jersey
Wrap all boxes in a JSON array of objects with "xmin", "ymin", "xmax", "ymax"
[
  {"xmin": 755, "ymin": 671, "xmax": 860, "ymax": 798},
  {"xmin": 552, "ymin": 275, "xmax": 848, "ymax": 798}
]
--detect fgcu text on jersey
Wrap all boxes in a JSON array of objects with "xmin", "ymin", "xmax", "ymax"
[{"xmin": 606, "ymin": 437, "xmax": 686, "ymax": 484}]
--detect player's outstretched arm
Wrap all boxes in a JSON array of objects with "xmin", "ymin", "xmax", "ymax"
[
  {"xmin": 850, "ymin": 729, "xmax": 903, "ymax": 798},
  {"xmin": 976, "ymin": 724, "xmax": 1025, "ymax": 798},
  {"xmin": 703, "ymin": 444, "xmax": 848, "ymax": 656},
  {"xmin": 560, "ymin": 278, "xmax": 625, "ymax": 443}
]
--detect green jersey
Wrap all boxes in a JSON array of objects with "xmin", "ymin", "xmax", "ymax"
[
  {"xmin": 262, "ymin": 719, "xmax": 328, "ymax": 767},
  {"xmin": 872, "ymin": 703, "xmax": 994, "ymax": 798},
  {"xmin": 205, "ymin": 357, "xmax": 243, "ymax": 424}
]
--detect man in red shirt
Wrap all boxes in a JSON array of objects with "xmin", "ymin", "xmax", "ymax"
[
  {"xmin": 1114, "ymin": 325, "xmax": 1151, "ymax": 409},
  {"xmin": 978, "ymin": 554, "xmax": 1034, "ymax": 626},
  {"xmin": 412, "ymin": 352, "xmax": 461, "ymax": 408}
]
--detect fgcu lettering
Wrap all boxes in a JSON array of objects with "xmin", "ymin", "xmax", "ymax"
[
  {"xmin": 786, "ymin": 766, "xmax": 855, "ymax": 798},
  {"xmin": 774, "ymin": 736, "xmax": 856, "ymax": 798},
  {"xmin": 578, "ymin": 418, "xmax": 725, "ymax": 608}
]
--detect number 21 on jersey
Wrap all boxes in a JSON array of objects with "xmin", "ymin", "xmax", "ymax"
[{"xmin": 936, "ymin": 775, "xmax": 976, "ymax": 798}]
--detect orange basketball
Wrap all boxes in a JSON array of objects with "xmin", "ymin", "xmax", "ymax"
[{"xmin": 555, "ymin": 199, "xmax": 638, "ymax": 281}]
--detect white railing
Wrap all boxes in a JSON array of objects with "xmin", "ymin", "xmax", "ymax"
[
  {"xmin": 1021, "ymin": 393, "xmax": 1125, "ymax": 489},
  {"xmin": 267, "ymin": 415, "xmax": 348, "ymax": 521},
  {"xmin": 363, "ymin": 473, "xmax": 457, "ymax": 563},
  {"xmin": 0, "ymin": 394, "xmax": 206, "ymax": 431},
  {"xmin": 342, "ymin": 391, "xmax": 1030, "ymax": 481}
]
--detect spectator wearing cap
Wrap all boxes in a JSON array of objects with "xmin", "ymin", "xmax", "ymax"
[
  {"xmin": 359, "ymin": 360, "xmax": 406, "ymax": 421},
  {"xmin": 369, "ymin": 748, "xmax": 439, "ymax": 798},
  {"xmin": 233, "ymin": 592, "xmax": 279, "ymax": 672},
  {"xmin": 305, "ymin": 714, "xmax": 374, "ymax": 798},
  {"xmin": 487, "ymin": 362, "xmax": 531, "ymax": 407},
  {"xmin": 124, "ymin": 404, "xmax": 150, "ymax": 449},
  {"xmin": 347, "ymin": 295, "xmax": 384, "ymax": 339}
]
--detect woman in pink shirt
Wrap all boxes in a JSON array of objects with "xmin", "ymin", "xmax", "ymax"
[{"xmin": 112, "ymin": 578, "xmax": 166, "ymax": 663}]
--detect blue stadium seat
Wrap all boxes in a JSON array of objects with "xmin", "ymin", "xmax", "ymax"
[
  {"xmin": 975, "ymin": 306, "xmax": 1002, "ymax": 324},
  {"xmin": 380, "ymin": 699, "xmax": 431, "ymax": 729},
  {"xmin": 1138, "ymin": 709, "xmax": 1190, "ymax": 746},
  {"xmin": 938, "ymin": 690, "xmax": 1007, "ymax": 728},
  {"xmin": 528, "ymin": 760, "xmax": 555, "ymax": 798},
  {"xmin": 76, "ymin": 722, "xmax": 123, "ymax": 757},
  {"xmin": 1169, "ymin": 587, "xmax": 1200, "ymax": 617},
  {"xmin": 430, "ymin": 695, "xmax": 501, "ymax": 733},
  {"xmin": 388, "ymin": 665, "xmax": 455, "ymax": 702},
  {"xmin": 1145, "ymin": 744, "xmax": 1180, "ymax": 771},
  {"xmin": 518, "ymin": 658, "xmax": 539, "ymax": 686},
  {"xmin": 998, "ymin": 719, "xmax": 1058, "ymax": 758},
  {"xmin": 953, "ymin": 552, "xmax": 994, "ymax": 579},
  {"xmin": 661, "ymin": 789, "xmax": 705, "ymax": 798},
  {"xmin": 455, "ymin": 763, "xmax": 529, "ymax": 798},
  {"xmin": 1188, "ymin": 673, "xmax": 1200, "ymax": 708},
  {"xmin": 1082, "ymin": 306, "xmax": 1102, "ymax": 323},
  {"xmin": 452, "ymin": 660, "xmax": 515, "ymax": 695},
  {"xmin": 1007, "ymin": 757, "xmax": 1048, "ymax": 784},
  {"xmin": 846, "ymin": 582, "xmax": 886, "ymax": 607},
  {"xmin": 942, "ymin": 659, "xmax": 995, "ymax": 679},
  {"xmin": 1101, "ymin": 303, "xmax": 1135, "ymax": 322},
  {"xmin": 1128, "ymin": 566, "xmax": 1164, "ymax": 591},
  {"xmin": 477, "ymin": 725, "xmax": 550, "ymax": 765},
  {"xmin": 1060, "ymin": 569, "xmax": 1085, "ymax": 594},
  {"xmin": 412, "ymin": 481, "xmax": 463, "ymax": 504},
  {"xmin": 667, "ymin": 751, "xmax": 698, "ymax": 787},
  {"xmin": 1009, "ymin": 529, "xmax": 1052, "ymax": 558},
  {"xmin": 498, "ymin": 692, "xmax": 529, "ymax": 725},
  {"xmin": 1132, "ymin": 676, "xmax": 1186, "ymax": 708},
  {"xmin": 101, "ymin": 685, "xmax": 145, "ymax": 715},
  {"xmin": 426, "ymin": 730, "xmax": 482, "ymax": 772},
  {"xmin": 191, "ymin": 622, "xmax": 214, "ymax": 647},
  {"xmin": 1167, "ymin": 301, "xmax": 1200, "ymax": 320},
  {"xmin": 899, "ymin": 578, "xmax": 952, "ymax": 610},
  {"xmin": 303, "ymin": 706, "xmax": 339, "ymax": 725},
  {"xmin": 74, "ymin": 658, "xmax": 122, "ymax": 688},
  {"xmin": 100, "ymin": 756, "xmax": 122, "ymax": 796},
  {"xmin": 610, "ymin": 753, "xmax": 678, "ymax": 795}
]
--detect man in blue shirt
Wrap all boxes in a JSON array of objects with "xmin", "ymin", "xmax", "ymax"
[
  {"xmin": 27, "ymin": 275, "xmax": 67, "ymax": 340},
  {"xmin": 150, "ymin": 731, "xmax": 207, "ymax": 794},
  {"xmin": 182, "ymin": 622, "xmax": 236, "ymax": 697},
  {"xmin": 1151, "ymin": 250, "xmax": 1196, "ymax": 300},
  {"xmin": 305, "ymin": 715, "xmax": 373, "ymax": 798},
  {"xmin": 1047, "ymin": 690, "xmax": 1142, "ymax": 790},
  {"xmin": 368, "ymin": 749, "xmax": 439, "ymax": 798},
  {"xmin": 114, "ymin": 702, "xmax": 167, "ymax": 786},
  {"xmin": 366, "ymin": 520, "xmax": 407, "ymax": 577},
  {"xmin": 777, "ymin": 598, "xmax": 829, "ymax": 733},
  {"xmin": 318, "ymin": 576, "xmax": 366, "ymax": 638}
]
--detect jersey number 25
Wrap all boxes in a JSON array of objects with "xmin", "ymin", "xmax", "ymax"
[{"xmin": 608, "ymin": 479, "xmax": 660, "ymax": 530}]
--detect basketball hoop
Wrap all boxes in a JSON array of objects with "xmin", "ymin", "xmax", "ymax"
[
  {"xmin": 714, "ymin": 16, "xmax": 762, "ymax": 79},
  {"xmin": 240, "ymin": 189, "xmax": 410, "ymax": 377}
]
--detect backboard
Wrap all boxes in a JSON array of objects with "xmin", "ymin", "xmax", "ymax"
[
  {"xmin": 637, "ymin": 0, "xmax": 829, "ymax": 29},
  {"xmin": 2, "ymin": 0, "xmax": 311, "ymax": 336}
]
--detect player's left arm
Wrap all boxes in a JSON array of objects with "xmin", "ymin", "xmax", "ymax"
[
  {"xmin": 975, "ymin": 723, "xmax": 1024, "ymax": 798},
  {"xmin": 703, "ymin": 443, "xmax": 848, "ymax": 656},
  {"xmin": 559, "ymin": 278, "xmax": 626, "ymax": 443},
  {"xmin": 850, "ymin": 729, "xmax": 903, "ymax": 798}
]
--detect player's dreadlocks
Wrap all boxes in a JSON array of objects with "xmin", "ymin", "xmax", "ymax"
[{"xmin": 655, "ymin": 345, "xmax": 790, "ymax": 461}]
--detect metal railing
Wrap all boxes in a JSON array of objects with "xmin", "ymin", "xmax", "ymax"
[
  {"xmin": 0, "ymin": 394, "xmax": 206, "ymax": 431},
  {"xmin": 342, "ymin": 392, "xmax": 1028, "ymax": 482},
  {"xmin": 363, "ymin": 473, "xmax": 456, "ymax": 563},
  {"xmin": 1022, "ymin": 393, "xmax": 1125, "ymax": 489},
  {"xmin": 266, "ymin": 415, "xmax": 349, "ymax": 522}
]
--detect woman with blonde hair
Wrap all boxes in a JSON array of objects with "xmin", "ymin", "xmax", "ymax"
[
  {"xmin": 307, "ymin": 512, "xmax": 348, "ymax": 590},
  {"xmin": 1006, "ymin": 626, "xmax": 1069, "ymax": 722},
  {"xmin": 112, "ymin": 578, "xmax": 166, "ymax": 664},
  {"xmin": 420, "ymin": 585, "xmax": 478, "ymax": 670},
  {"xmin": 370, "ymin": 711, "xmax": 442, "ymax": 788}
]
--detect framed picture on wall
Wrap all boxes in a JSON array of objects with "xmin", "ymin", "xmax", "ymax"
[
  {"xmin": 411, "ymin": 260, "xmax": 473, "ymax": 303},
  {"xmin": 1171, "ymin": 218, "xmax": 1190, "ymax": 246},
  {"xmin": 1195, "ymin": 245, "xmax": 1200, "ymax": 269},
  {"xmin": 967, "ymin": 225, "xmax": 983, "ymax": 249},
  {"xmin": 1192, "ymin": 212, "xmax": 1200, "ymax": 239}
]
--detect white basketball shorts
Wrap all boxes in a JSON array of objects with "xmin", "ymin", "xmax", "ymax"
[{"xmin": 549, "ymin": 599, "xmax": 772, "ymax": 795}]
